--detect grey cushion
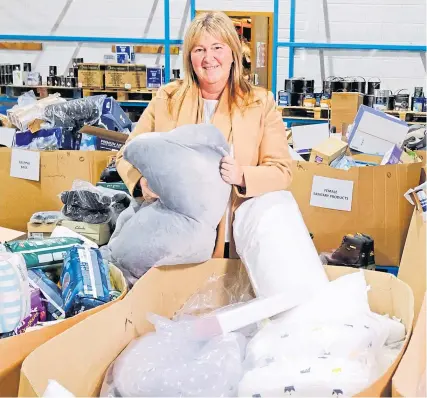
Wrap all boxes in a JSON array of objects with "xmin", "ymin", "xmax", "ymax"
[{"xmin": 109, "ymin": 124, "xmax": 231, "ymax": 283}]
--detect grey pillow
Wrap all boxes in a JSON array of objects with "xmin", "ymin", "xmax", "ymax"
[{"xmin": 109, "ymin": 124, "xmax": 231, "ymax": 283}]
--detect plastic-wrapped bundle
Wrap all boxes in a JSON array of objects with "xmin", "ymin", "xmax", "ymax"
[
  {"xmin": 60, "ymin": 180, "xmax": 130, "ymax": 225},
  {"xmin": 61, "ymin": 246, "xmax": 111, "ymax": 316},
  {"xmin": 7, "ymin": 93, "xmax": 66, "ymax": 132},
  {"xmin": 42, "ymin": 95, "xmax": 106, "ymax": 130},
  {"xmin": 0, "ymin": 253, "xmax": 31, "ymax": 334},
  {"xmin": 30, "ymin": 211, "xmax": 64, "ymax": 225},
  {"xmin": 100, "ymin": 313, "xmax": 247, "ymax": 397}
]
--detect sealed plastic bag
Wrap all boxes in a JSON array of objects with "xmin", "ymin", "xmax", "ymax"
[
  {"xmin": 60, "ymin": 180, "xmax": 130, "ymax": 225},
  {"xmin": 30, "ymin": 211, "xmax": 64, "ymax": 225},
  {"xmin": 109, "ymin": 124, "xmax": 231, "ymax": 283},
  {"xmin": 0, "ymin": 253, "xmax": 31, "ymax": 333},
  {"xmin": 42, "ymin": 95, "xmax": 106, "ymax": 130},
  {"xmin": 100, "ymin": 313, "xmax": 247, "ymax": 397},
  {"xmin": 7, "ymin": 93, "xmax": 66, "ymax": 132},
  {"xmin": 233, "ymin": 191, "xmax": 329, "ymax": 299}
]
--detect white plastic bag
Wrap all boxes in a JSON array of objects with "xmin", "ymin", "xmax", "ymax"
[
  {"xmin": 233, "ymin": 191, "xmax": 329, "ymax": 299},
  {"xmin": 100, "ymin": 314, "xmax": 246, "ymax": 397}
]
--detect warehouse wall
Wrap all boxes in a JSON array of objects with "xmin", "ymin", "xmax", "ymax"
[{"xmin": 0, "ymin": 0, "xmax": 425, "ymax": 93}]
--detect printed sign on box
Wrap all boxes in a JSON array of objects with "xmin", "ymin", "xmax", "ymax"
[
  {"xmin": 10, "ymin": 149, "xmax": 40, "ymax": 181},
  {"xmin": 310, "ymin": 176, "xmax": 354, "ymax": 212}
]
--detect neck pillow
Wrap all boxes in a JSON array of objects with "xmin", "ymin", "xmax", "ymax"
[{"xmin": 109, "ymin": 124, "xmax": 231, "ymax": 283}]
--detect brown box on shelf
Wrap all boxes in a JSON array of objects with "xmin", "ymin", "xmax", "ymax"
[
  {"xmin": 133, "ymin": 64, "xmax": 147, "ymax": 89},
  {"xmin": 77, "ymin": 63, "xmax": 105, "ymax": 89},
  {"xmin": 105, "ymin": 64, "xmax": 135, "ymax": 89},
  {"xmin": 331, "ymin": 92, "xmax": 363, "ymax": 133}
]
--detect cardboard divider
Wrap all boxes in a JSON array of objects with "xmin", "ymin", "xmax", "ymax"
[
  {"xmin": 18, "ymin": 259, "xmax": 414, "ymax": 398},
  {"xmin": 392, "ymin": 296, "xmax": 426, "ymax": 397}
]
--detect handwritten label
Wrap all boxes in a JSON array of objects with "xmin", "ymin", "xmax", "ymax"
[
  {"xmin": 10, "ymin": 149, "xmax": 40, "ymax": 181},
  {"xmin": 310, "ymin": 176, "xmax": 354, "ymax": 212}
]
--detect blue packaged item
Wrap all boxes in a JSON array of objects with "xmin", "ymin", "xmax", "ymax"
[
  {"xmin": 28, "ymin": 269, "xmax": 65, "ymax": 321},
  {"xmin": 146, "ymin": 66, "xmax": 163, "ymax": 88},
  {"xmin": 14, "ymin": 127, "xmax": 77, "ymax": 150},
  {"xmin": 115, "ymin": 45, "xmax": 135, "ymax": 63},
  {"xmin": 61, "ymin": 247, "xmax": 111, "ymax": 316},
  {"xmin": 100, "ymin": 97, "xmax": 132, "ymax": 132}
]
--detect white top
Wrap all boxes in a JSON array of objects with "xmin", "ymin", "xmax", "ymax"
[{"xmin": 203, "ymin": 99, "xmax": 233, "ymax": 244}]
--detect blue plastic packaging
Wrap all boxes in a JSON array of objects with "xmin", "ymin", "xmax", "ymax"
[{"xmin": 61, "ymin": 247, "xmax": 111, "ymax": 316}]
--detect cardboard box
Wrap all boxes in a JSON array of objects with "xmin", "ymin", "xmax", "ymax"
[
  {"xmin": 17, "ymin": 259, "xmax": 414, "ymax": 397},
  {"xmin": 100, "ymin": 98, "xmax": 132, "ymax": 132},
  {"xmin": 78, "ymin": 125, "xmax": 128, "ymax": 151},
  {"xmin": 27, "ymin": 222, "xmax": 57, "ymax": 240},
  {"xmin": 77, "ymin": 63, "xmax": 105, "ymax": 89},
  {"xmin": 349, "ymin": 106, "xmax": 409, "ymax": 156},
  {"xmin": 105, "ymin": 64, "xmax": 146, "ymax": 90},
  {"xmin": 0, "ymin": 264, "xmax": 127, "ymax": 398},
  {"xmin": 397, "ymin": 207, "xmax": 426, "ymax": 322},
  {"xmin": 114, "ymin": 45, "xmax": 135, "ymax": 63},
  {"xmin": 59, "ymin": 220, "xmax": 111, "ymax": 246},
  {"xmin": 331, "ymin": 92, "xmax": 364, "ymax": 133},
  {"xmin": 309, "ymin": 137, "xmax": 348, "ymax": 165},
  {"xmin": 392, "ymin": 296, "xmax": 426, "ymax": 397},
  {"xmin": 288, "ymin": 159, "xmax": 423, "ymax": 265},
  {"xmin": 0, "ymin": 148, "xmax": 112, "ymax": 232}
]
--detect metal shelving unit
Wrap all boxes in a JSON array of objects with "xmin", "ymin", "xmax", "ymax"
[
  {"xmin": 0, "ymin": 0, "xmax": 425, "ymax": 105},
  {"xmin": 273, "ymin": 0, "xmax": 427, "ymax": 97}
]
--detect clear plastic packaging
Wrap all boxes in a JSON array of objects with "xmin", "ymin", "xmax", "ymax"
[
  {"xmin": 42, "ymin": 95, "xmax": 106, "ymax": 130},
  {"xmin": 30, "ymin": 211, "xmax": 64, "ymax": 225},
  {"xmin": 15, "ymin": 131, "xmax": 59, "ymax": 150},
  {"xmin": 7, "ymin": 93, "xmax": 66, "ymax": 132},
  {"xmin": 100, "ymin": 313, "xmax": 247, "ymax": 397},
  {"xmin": 60, "ymin": 180, "xmax": 131, "ymax": 225},
  {"xmin": 174, "ymin": 271, "xmax": 253, "ymax": 320}
]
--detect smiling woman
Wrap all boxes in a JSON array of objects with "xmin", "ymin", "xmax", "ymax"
[{"xmin": 115, "ymin": 11, "xmax": 293, "ymax": 259}]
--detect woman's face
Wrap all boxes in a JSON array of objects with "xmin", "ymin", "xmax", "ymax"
[{"xmin": 190, "ymin": 32, "xmax": 233, "ymax": 88}]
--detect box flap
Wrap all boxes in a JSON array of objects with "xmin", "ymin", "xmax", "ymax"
[
  {"xmin": 79, "ymin": 126, "xmax": 128, "ymax": 144},
  {"xmin": 392, "ymin": 296, "xmax": 426, "ymax": 397},
  {"xmin": 0, "ymin": 226, "xmax": 26, "ymax": 243}
]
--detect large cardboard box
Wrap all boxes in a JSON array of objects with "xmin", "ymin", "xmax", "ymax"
[
  {"xmin": 105, "ymin": 64, "xmax": 146, "ymax": 90},
  {"xmin": 397, "ymin": 207, "xmax": 426, "ymax": 322},
  {"xmin": 288, "ymin": 159, "xmax": 422, "ymax": 265},
  {"xmin": 331, "ymin": 92, "xmax": 364, "ymax": 133},
  {"xmin": 0, "ymin": 148, "xmax": 112, "ymax": 232},
  {"xmin": 17, "ymin": 259, "xmax": 414, "ymax": 397},
  {"xmin": 392, "ymin": 296, "xmax": 426, "ymax": 397},
  {"xmin": 77, "ymin": 63, "xmax": 105, "ymax": 89},
  {"xmin": 0, "ymin": 264, "xmax": 127, "ymax": 398}
]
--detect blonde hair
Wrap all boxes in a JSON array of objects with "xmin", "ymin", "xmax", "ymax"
[{"xmin": 167, "ymin": 11, "xmax": 254, "ymax": 114}]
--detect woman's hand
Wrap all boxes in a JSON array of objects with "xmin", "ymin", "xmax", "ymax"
[
  {"xmin": 139, "ymin": 177, "xmax": 159, "ymax": 202},
  {"xmin": 220, "ymin": 156, "xmax": 246, "ymax": 187}
]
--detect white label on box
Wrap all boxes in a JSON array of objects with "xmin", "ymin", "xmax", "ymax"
[
  {"xmin": 10, "ymin": 149, "xmax": 40, "ymax": 181},
  {"xmin": 310, "ymin": 176, "xmax": 354, "ymax": 212}
]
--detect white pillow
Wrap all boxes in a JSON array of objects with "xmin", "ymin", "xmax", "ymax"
[{"xmin": 233, "ymin": 191, "xmax": 329, "ymax": 299}]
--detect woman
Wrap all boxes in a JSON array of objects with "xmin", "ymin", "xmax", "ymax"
[{"xmin": 116, "ymin": 11, "xmax": 293, "ymax": 258}]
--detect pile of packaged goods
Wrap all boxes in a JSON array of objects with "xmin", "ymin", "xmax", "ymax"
[
  {"xmin": 0, "ymin": 178, "xmax": 130, "ymax": 339},
  {"xmin": 0, "ymin": 91, "xmax": 133, "ymax": 151},
  {"xmin": 0, "ymin": 241, "xmax": 122, "ymax": 339}
]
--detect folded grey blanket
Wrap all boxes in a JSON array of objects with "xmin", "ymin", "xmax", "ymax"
[{"xmin": 109, "ymin": 124, "xmax": 231, "ymax": 284}]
